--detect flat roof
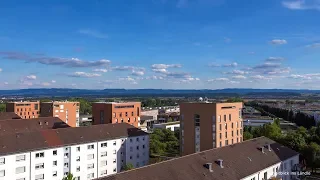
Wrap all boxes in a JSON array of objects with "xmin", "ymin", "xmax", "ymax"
[
  {"xmin": 0, "ymin": 123, "xmax": 147, "ymax": 156},
  {"xmin": 155, "ymin": 121, "xmax": 180, "ymax": 126},
  {"xmin": 99, "ymin": 137, "xmax": 298, "ymax": 180}
]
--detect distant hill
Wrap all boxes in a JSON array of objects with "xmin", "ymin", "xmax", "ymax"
[{"xmin": 0, "ymin": 88, "xmax": 319, "ymax": 98}]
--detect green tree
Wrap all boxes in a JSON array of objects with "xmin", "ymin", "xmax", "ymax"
[
  {"xmin": 150, "ymin": 129, "xmax": 179, "ymax": 156},
  {"xmin": 0, "ymin": 103, "xmax": 5, "ymax": 112},
  {"xmin": 274, "ymin": 118, "xmax": 280, "ymax": 127},
  {"xmin": 303, "ymin": 142, "xmax": 320, "ymax": 172},
  {"xmin": 226, "ymin": 97, "xmax": 243, "ymax": 103},
  {"xmin": 122, "ymin": 163, "xmax": 134, "ymax": 171},
  {"xmin": 243, "ymin": 131, "xmax": 253, "ymax": 141},
  {"xmin": 62, "ymin": 173, "xmax": 75, "ymax": 180},
  {"xmin": 167, "ymin": 117, "xmax": 173, "ymax": 122}
]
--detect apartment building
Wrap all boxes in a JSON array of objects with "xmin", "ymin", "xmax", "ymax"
[
  {"xmin": 0, "ymin": 123, "xmax": 149, "ymax": 180},
  {"xmin": 92, "ymin": 102, "xmax": 141, "ymax": 128},
  {"xmin": 6, "ymin": 101, "xmax": 40, "ymax": 119},
  {"xmin": 40, "ymin": 101, "xmax": 80, "ymax": 127},
  {"xmin": 179, "ymin": 102, "xmax": 243, "ymax": 156},
  {"xmin": 100, "ymin": 137, "xmax": 301, "ymax": 180}
]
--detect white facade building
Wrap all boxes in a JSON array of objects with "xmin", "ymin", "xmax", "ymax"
[
  {"xmin": 0, "ymin": 124, "xmax": 149, "ymax": 180},
  {"xmin": 153, "ymin": 122, "xmax": 180, "ymax": 131}
]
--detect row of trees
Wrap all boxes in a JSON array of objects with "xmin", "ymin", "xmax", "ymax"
[
  {"xmin": 141, "ymin": 98, "xmax": 178, "ymax": 107},
  {"xmin": 244, "ymin": 120, "xmax": 320, "ymax": 172},
  {"xmin": 0, "ymin": 103, "xmax": 5, "ymax": 112},
  {"xmin": 249, "ymin": 102, "xmax": 316, "ymax": 129},
  {"xmin": 150, "ymin": 129, "xmax": 180, "ymax": 157}
]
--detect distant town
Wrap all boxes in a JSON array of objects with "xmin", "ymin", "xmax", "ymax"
[{"xmin": 0, "ymin": 90, "xmax": 320, "ymax": 180}]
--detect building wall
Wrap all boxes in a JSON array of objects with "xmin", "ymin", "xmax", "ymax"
[
  {"xmin": 92, "ymin": 102, "xmax": 141, "ymax": 128},
  {"xmin": 6, "ymin": 101, "xmax": 40, "ymax": 119},
  {"xmin": 0, "ymin": 135, "xmax": 149, "ymax": 180},
  {"xmin": 153, "ymin": 124, "xmax": 180, "ymax": 131},
  {"xmin": 180, "ymin": 102, "xmax": 243, "ymax": 156},
  {"xmin": 141, "ymin": 110, "xmax": 158, "ymax": 120},
  {"xmin": 242, "ymin": 155, "xmax": 300, "ymax": 180},
  {"xmin": 41, "ymin": 102, "xmax": 80, "ymax": 127}
]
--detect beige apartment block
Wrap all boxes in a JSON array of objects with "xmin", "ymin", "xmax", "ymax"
[
  {"xmin": 179, "ymin": 102, "xmax": 243, "ymax": 156},
  {"xmin": 6, "ymin": 101, "xmax": 40, "ymax": 119},
  {"xmin": 40, "ymin": 101, "xmax": 80, "ymax": 127}
]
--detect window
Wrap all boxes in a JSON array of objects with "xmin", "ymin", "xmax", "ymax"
[
  {"xmin": 113, "ymin": 168, "xmax": 117, "ymax": 172},
  {"xmin": 130, "ymin": 138, "xmax": 133, "ymax": 143},
  {"xmin": 101, "ymin": 170, "xmax": 107, "ymax": 176},
  {"xmin": 100, "ymin": 110, "xmax": 104, "ymax": 124},
  {"xmin": 143, "ymin": 145, "xmax": 145, "ymax": 149},
  {"xmin": 87, "ymin": 154, "xmax": 94, "ymax": 160},
  {"xmin": 219, "ymin": 141, "xmax": 222, "ymax": 147},
  {"xmin": 113, "ymin": 113, "xmax": 116, "ymax": 117},
  {"xmin": 87, "ymin": 144, "xmax": 94, "ymax": 150},
  {"xmin": 16, "ymin": 155, "xmax": 26, "ymax": 162},
  {"xmin": 194, "ymin": 114, "xmax": 200, "ymax": 126},
  {"xmin": 225, "ymin": 140, "xmax": 228, "ymax": 146},
  {"xmin": 35, "ymin": 152, "xmax": 44, "ymax": 158},
  {"xmin": 35, "ymin": 174, "xmax": 44, "ymax": 180},
  {"xmin": 237, "ymin": 130, "xmax": 239, "ymax": 136},
  {"xmin": 130, "ymin": 156, "xmax": 132, "ymax": 159},
  {"xmin": 125, "ymin": 112, "xmax": 128, "ymax": 116},
  {"xmin": 76, "ymin": 156, "xmax": 80, "ymax": 161},
  {"xmin": 16, "ymin": 166, "xmax": 25, "ymax": 174},
  {"xmin": 219, "ymin": 124, "xmax": 222, "ymax": 130},
  {"xmin": 231, "ymin": 139, "xmax": 234, "ymax": 144},
  {"xmin": 130, "ymin": 147, "xmax": 133, "ymax": 152},
  {"xmin": 224, "ymin": 115, "xmax": 227, "ymax": 122},
  {"xmin": 53, "ymin": 161, "xmax": 57, "ymax": 166},
  {"xmin": 64, "ymin": 153, "xmax": 69, "ymax": 158},
  {"xmin": 219, "ymin": 133, "xmax": 222, "ymax": 139},
  {"xmin": 239, "ymin": 109, "xmax": 242, "ymax": 118},
  {"xmin": 101, "ymin": 142, "xmax": 107, "ymax": 147},
  {"xmin": 231, "ymin": 123, "xmax": 234, "ymax": 129},
  {"xmin": 101, "ymin": 151, "xmax": 107, "ymax": 157},
  {"xmin": 53, "ymin": 150, "xmax": 57, "ymax": 156},
  {"xmin": 113, "ymin": 159, "xmax": 116, "ymax": 163},
  {"xmin": 250, "ymin": 178, "xmax": 255, "ymax": 180},
  {"xmin": 137, "ymin": 154, "xmax": 140, "ymax": 158},
  {"xmin": 229, "ymin": 114, "xmax": 231, "ymax": 121},
  {"xmin": 225, "ymin": 123, "xmax": 227, "ymax": 130},
  {"xmin": 290, "ymin": 160, "xmax": 294, "ymax": 168},
  {"xmin": 218, "ymin": 115, "xmax": 221, "ymax": 122},
  {"xmin": 76, "ymin": 166, "xmax": 80, "ymax": 172},
  {"xmin": 77, "ymin": 147, "xmax": 80, "ymax": 152},
  {"xmin": 101, "ymin": 160, "xmax": 107, "ymax": 166},
  {"xmin": 87, "ymin": 173, "xmax": 94, "ymax": 179},
  {"xmin": 232, "ymin": 131, "xmax": 234, "ymax": 137},
  {"xmin": 17, "ymin": 178, "xmax": 25, "ymax": 180},
  {"xmin": 64, "ymin": 172, "xmax": 68, "ymax": 176},
  {"xmin": 64, "ymin": 163, "xmax": 69, "ymax": 168},
  {"xmin": 0, "ymin": 170, "xmax": 4, "ymax": 177},
  {"xmin": 143, "ymin": 137, "xmax": 145, "ymax": 141},
  {"xmin": 225, "ymin": 132, "xmax": 227, "ymax": 138},
  {"xmin": 263, "ymin": 172, "xmax": 267, "ymax": 180},
  {"xmin": 87, "ymin": 163, "xmax": 94, "ymax": 169},
  {"xmin": 136, "ymin": 137, "xmax": 139, "ymax": 142},
  {"xmin": 113, "ymin": 141, "xmax": 116, "ymax": 146},
  {"xmin": 35, "ymin": 163, "xmax": 44, "ymax": 170},
  {"xmin": 113, "ymin": 150, "xmax": 116, "ymax": 154},
  {"xmin": 53, "ymin": 171, "xmax": 57, "ymax": 177},
  {"xmin": 137, "ymin": 146, "xmax": 139, "ymax": 150},
  {"xmin": 128, "ymin": 118, "xmax": 130, "ymax": 122}
]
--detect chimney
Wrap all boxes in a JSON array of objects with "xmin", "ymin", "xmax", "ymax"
[
  {"xmin": 205, "ymin": 163, "xmax": 213, "ymax": 172},
  {"xmin": 267, "ymin": 144, "xmax": 271, "ymax": 151},
  {"xmin": 261, "ymin": 146, "xmax": 265, "ymax": 153},
  {"xmin": 217, "ymin": 159, "xmax": 224, "ymax": 168}
]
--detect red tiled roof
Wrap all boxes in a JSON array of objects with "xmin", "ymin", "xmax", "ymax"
[
  {"xmin": 0, "ymin": 112, "xmax": 21, "ymax": 120},
  {"xmin": 0, "ymin": 123, "xmax": 147, "ymax": 156},
  {"xmin": 0, "ymin": 117, "xmax": 70, "ymax": 136},
  {"xmin": 99, "ymin": 137, "xmax": 298, "ymax": 180}
]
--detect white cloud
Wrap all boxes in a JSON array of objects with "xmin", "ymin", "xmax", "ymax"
[
  {"xmin": 25, "ymin": 75, "xmax": 37, "ymax": 80},
  {"xmin": 42, "ymin": 82, "xmax": 51, "ymax": 86},
  {"xmin": 131, "ymin": 71, "xmax": 145, "ymax": 76},
  {"xmin": 152, "ymin": 68, "xmax": 167, "ymax": 73},
  {"xmin": 306, "ymin": 43, "xmax": 320, "ymax": 48},
  {"xmin": 0, "ymin": 51, "xmax": 111, "ymax": 68},
  {"xmin": 145, "ymin": 76, "xmax": 165, "ymax": 80},
  {"xmin": 226, "ymin": 70, "xmax": 249, "ymax": 75},
  {"xmin": 232, "ymin": 75, "xmax": 247, "ymax": 79},
  {"xmin": 151, "ymin": 64, "xmax": 181, "ymax": 69},
  {"xmin": 67, "ymin": 72, "xmax": 101, "ymax": 78},
  {"xmin": 282, "ymin": 0, "xmax": 320, "ymax": 10},
  {"xmin": 265, "ymin": 57, "xmax": 285, "ymax": 62},
  {"xmin": 93, "ymin": 69, "xmax": 108, "ymax": 73},
  {"xmin": 51, "ymin": 80, "xmax": 56, "ymax": 83},
  {"xmin": 288, "ymin": 73, "xmax": 320, "ymax": 80},
  {"xmin": 251, "ymin": 75, "xmax": 272, "ymax": 80},
  {"xmin": 4, "ymin": 82, "xmax": 8, "ymax": 85},
  {"xmin": 223, "ymin": 62, "xmax": 238, "ymax": 67},
  {"xmin": 0, "ymin": 68, "xmax": 2, "ymax": 72},
  {"xmin": 207, "ymin": 78, "xmax": 229, "ymax": 82},
  {"xmin": 270, "ymin": 39, "xmax": 287, "ymax": 45},
  {"xmin": 78, "ymin": 29, "xmax": 108, "ymax": 39}
]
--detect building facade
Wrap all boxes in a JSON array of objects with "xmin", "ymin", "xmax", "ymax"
[
  {"xmin": 40, "ymin": 101, "xmax": 80, "ymax": 127},
  {"xmin": 153, "ymin": 122, "xmax": 180, "ymax": 131},
  {"xmin": 92, "ymin": 102, "xmax": 141, "ymax": 128},
  {"xmin": 100, "ymin": 137, "xmax": 301, "ymax": 180},
  {"xmin": 0, "ymin": 124, "xmax": 149, "ymax": 180},
  {"xmin": 180, "ymin": 102, "xmax": 243, "ymax": 156},
  {"xmin": 6, "ymin": 101, "xmax": 40, "ymax": 119}
]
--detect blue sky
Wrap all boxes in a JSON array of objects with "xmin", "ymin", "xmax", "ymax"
[{"xmin": 0, "ymin": 0, "xmax": 320, "ymax": 90}]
